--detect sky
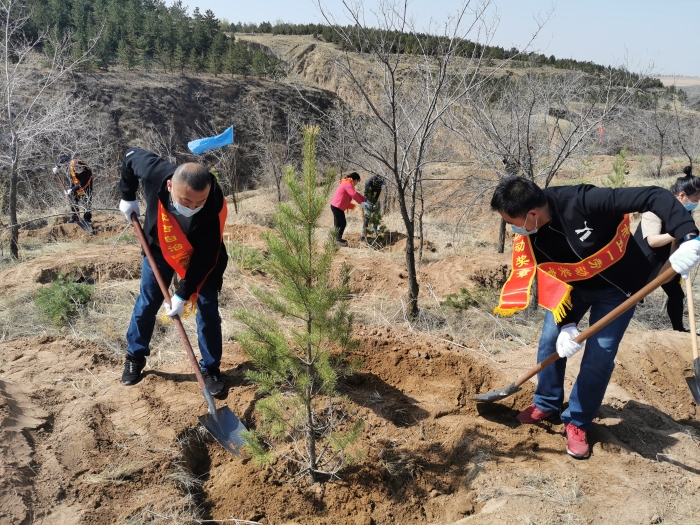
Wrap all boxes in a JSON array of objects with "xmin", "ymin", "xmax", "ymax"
[{"xmin": 175, "ymin": 0, "xmax": 700, "ymax": 77}]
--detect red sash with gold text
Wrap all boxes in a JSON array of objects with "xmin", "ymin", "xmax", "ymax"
[
  {"xmin": 494, "ymin": 215, "xmax": 631, "ymax": 322},
  {"xmin": 157, "ymin": 200, "xmax": 227, "ymax": 312}
]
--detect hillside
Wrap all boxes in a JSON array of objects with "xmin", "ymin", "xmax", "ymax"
[{"xmin": 1, "ymin": 20, "xmax": 700, "ymax": 525}]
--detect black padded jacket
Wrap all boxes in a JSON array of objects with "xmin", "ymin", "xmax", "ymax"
[
  {"xmin": 527, "ymin": 184, "xmax": 697, "ymax": 325},
  {"xmin": 119, "ymin": 147, "xmax": 228, "ymax": 300}
]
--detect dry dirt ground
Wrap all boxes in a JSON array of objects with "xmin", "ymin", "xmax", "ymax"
[{"xmin": 2, "ymin": 174, "xmax": 700, "ymax": 524}]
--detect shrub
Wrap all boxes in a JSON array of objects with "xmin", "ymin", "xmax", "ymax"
[
  {"xmin": 604, "ymin": 148, "xmax": 629, "ymax": 188},
  {"xmin": 442, "ymin": 287, "xmax": 492, "ymax": 310},
  {"xmin": 35, "ymin": 274, "xmax": 92, "ymax": 327},
  {"xmin": 226, "ymin": 240, "xmax": 264, "ymax": 272}
]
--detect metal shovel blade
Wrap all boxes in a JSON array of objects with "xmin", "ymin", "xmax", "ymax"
[
  {"xmin": 199, "ymin": 406, "xmax": 247, "ymax": 455},
  {"xmin": 686, "ymin": 358, "xmax": 700, "ymax": 405},
  {"xmin": 472, "ymin": 382, "xmax": 521, "ymax": 403},
  {"xmin": 77, "ymin": 218, "xmax": 93, "ymax": 233}
]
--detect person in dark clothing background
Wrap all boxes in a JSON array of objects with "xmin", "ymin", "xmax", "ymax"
[
  {"xmin": 54, "ymin": 157, "xmax": 93, "ymax": 225},
  {"xmin": 361, "ymin": 174, "xmax": 386, "ymax": 242},
  {"xmin": 491, "ymin": 176, "xmax": 700, "ymax": 459},
  {"xmin": 117, "ymin": 147, "xmax": 229, "ymax": 396},
  {"xmin": 633, "ymin": 167, "xmax": 700, "ymax": 332}
]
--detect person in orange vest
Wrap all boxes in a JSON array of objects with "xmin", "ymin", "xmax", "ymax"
[
  {"xmin": 330, "ymin": 172, "xmax": 368, "ymax": 246},
  {"xmin": 54, "ymin": 157, "xmax": 93, "ymax": 225},
  {"xmin": 491, "ymin": 176, "xmax": 700, "ymax": 459},
  {"xmin": 117, "ymin": 148, "xmax": 228, "ymax": 396}
]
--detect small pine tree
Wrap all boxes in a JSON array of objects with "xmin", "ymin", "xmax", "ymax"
[
  {"xmin": 117, "ymin": 39, "xmax": 137, "ymax": 71},
  {"xmin": 236, "ymin": 126, "xmax": 362, "ymax": 485},
  {"xmin": 604, "ymin": 147, "xmax": 629, "ymax": 188}
]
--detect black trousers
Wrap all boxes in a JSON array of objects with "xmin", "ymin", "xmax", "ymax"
[
  {"xmin": 330, "ymin": 205, "xmax": 346, "ymax": 241},
  {"xmin": 662, "ymin": 277, "xmax": 685, "ymax": 331},
  {"xmin": 71, "ymin": 189, "xmax": 92, "ymax": 221}
]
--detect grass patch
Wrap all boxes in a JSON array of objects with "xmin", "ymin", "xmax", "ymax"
[
  {"xmin": 441, "ymin": 286, "xmax": 494, "ymax": 309},
  {"xmin": 35, "ymin": 274, "xmax": 93, "ymax": 327},
  {"xmin": 226, "ymin": 240, "xmax": 264, "ymax": 273}
]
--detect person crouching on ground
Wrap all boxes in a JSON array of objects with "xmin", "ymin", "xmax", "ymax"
[
  {"xmin": 118, "ymin": 147, "xmax": 228, "ymax": 397},
  {"xmin": 491, "ymin": 176, "xmax": 700, "ymax": 459},
  {"xmin": 633, "ymin": 167, "xmax": 700, "ymax": 332},
  {"xmin": 361, "ymin": 174, "xmax": 386, "ymax": 242},
  {"xmin": 330, "ymin": 172, "xmax": 368, "ymax": 246}
]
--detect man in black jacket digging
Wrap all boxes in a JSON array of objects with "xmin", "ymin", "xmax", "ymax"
[
  {"xmin": 118, "ymin": 148, "xmax": 228, "ymax": 396},
  {"xmin": 491, "ymin": 177, "xmax": 700, "ymax": 459}
]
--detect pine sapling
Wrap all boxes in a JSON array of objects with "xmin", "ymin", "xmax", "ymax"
[{"xmin": 236, "ymin": 126, "xmax": 362, "ymax": 485}]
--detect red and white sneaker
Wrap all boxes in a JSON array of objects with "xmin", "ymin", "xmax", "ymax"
[
  {"xmin": 516, "ymin": 403, "xmax": 555, "ymax": 424},
  {"xmin": 565, "ymin": 423, "xmax": 590, "ymax": 459}
]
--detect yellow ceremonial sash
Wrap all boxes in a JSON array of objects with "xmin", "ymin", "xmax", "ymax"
[
  {"xmin": 157, "ymin": 200, "xmax": 227, "ymax": 314},
  {"xmin": 494, "ymin": 215, "xmax": 631, "ymax": 322}
]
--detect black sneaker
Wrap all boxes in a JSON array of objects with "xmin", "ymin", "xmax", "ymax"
[
  {"xmin": 336, "ymin": 239, "xmax": 348, "ymax": 246},
  {"xmin": 121, "ymin": 354, "xmax": 146, "ymax": 385},
  {"xmin": 202, "ymin": 367, "xmax": 226, "ymax": 397}
]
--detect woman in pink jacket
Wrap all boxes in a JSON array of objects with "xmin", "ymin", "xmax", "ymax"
[{"xmin": 330, "ymin": 172, "xmax": 368, "ymax": 246}]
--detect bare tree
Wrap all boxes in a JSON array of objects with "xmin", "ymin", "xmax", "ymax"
[
  {"xmin": 248, "ymin": 98, "xmax": 302, "ymax": 202},
  {"xmin": 315, "ymin": 0, "xmax": 542, "ymax": 317},
  {"xmin": 453, "ymin": 66, "xmax": 653, "ymax": 251},
  {"xmin": 0, "ymin": 0, "xmax": 99, "ymax": 258}
]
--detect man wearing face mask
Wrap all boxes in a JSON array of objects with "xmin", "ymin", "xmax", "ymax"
[
  {"xmin": 490, "ymin": 176, "xmax": 700, "ymax": 459},
  {"xmin": 117, "ymin": 147, "xmax": 228, "ymax": 395}
]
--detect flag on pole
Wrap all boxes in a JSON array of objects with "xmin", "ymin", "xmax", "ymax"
[{"xmin": 188, "ymin": 126, "xmax": 235, "ymax": 155}]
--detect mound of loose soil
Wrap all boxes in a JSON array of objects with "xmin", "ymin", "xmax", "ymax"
[
  {"xmin": 0, "ymin": 244, "xmax": 141, "ymax": 293},
  {"xmin": 333, "ymin": 253, "xmax": 510, "ymax": 299},
  {"xmin": 21, "ymin": 215, "xmax": 131, "ymax": 243},
  {"xmin": 1, "ymin": 326, "xmax": 697, "ymax": 524}
]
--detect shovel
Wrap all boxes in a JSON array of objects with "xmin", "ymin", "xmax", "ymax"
[
  {"xmin": 474, "ymin": 263, "xmax": 678, "ymax": 403},
  {"xmin": 683, "ymin": 278, "xmax": 700, "ymax": 403},
  {"xmin": 130, "ymin": 212, "xmax": 246, "ymax": 454}
]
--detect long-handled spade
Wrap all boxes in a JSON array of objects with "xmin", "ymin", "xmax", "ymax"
[
  {"xmin": 130, "ymin": 212, "xmax": 246, "ymax": 454},
  {"xmin": 474, "ymin": 263, "xmax": 679, "ymax": 403},
  {"xmin": 683, "ymin": 279, "xmax": 700, "ymax": 403}
]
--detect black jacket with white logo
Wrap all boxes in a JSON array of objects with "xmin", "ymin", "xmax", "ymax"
[
  {"xmin": 119, "ymin": 147, "xmax": 228, "ymax": 300},
  {"xmin": 528, "ymin": 185, "xmax": 697, "ymax": 325}
]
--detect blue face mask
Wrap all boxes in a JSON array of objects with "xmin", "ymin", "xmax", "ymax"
[
  {"xmin": 684, "ymin": 201, "xmax": 698, "ymax": 212},
  {"xmin": 172, "ymin": 199, "xmax": 203, "ymax": 217},
  {"xmin": 511, "ymin": 215, "xmax": 538, "ymax": 236}
]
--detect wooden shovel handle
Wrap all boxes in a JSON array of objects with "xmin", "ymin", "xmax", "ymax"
[
  {"xmin": 685, "ymin": 278, "xmax": 699, "ymax": 362},
  {"xmin": 130, "ymin": 212, "xmax": 207, "ymax": 390},
  {"xmin": 512, "ymin": 262, "xmax": 678, "ymax": 389}
]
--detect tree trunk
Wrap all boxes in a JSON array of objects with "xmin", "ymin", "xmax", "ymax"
[
  {"xmin": 418, "ymin": 184, "xmax": 425, "ymax": 263},
  {"xmin": 404, "ymin": 222, "xmax": 419, "ymax": 319},
  {"xmin": 9, "ymin": 146, "xmax": 19, "ymax": 260},
  {"xmin": 498, "ymin": 218, "xmax": 506, "ymax": 253},
  {"xmin": 306, "ymin": 314, "xmax": 316, "ymax": 485}
]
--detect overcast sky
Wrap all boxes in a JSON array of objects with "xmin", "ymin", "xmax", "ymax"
[{"xmin": 175, "ymin": 0, "xmax": 700, "ymax": 77}]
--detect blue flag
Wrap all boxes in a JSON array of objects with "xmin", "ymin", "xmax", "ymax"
[{"xmin": 188, "ymin": 126, "xmax": 235, "ymax": 155}]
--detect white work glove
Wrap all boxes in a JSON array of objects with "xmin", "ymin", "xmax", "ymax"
[
  {"xmin": 52, "ymin": 166, "xmax": 59, "ymax": 174},
  {"xmin": 381, "ymin": 184, "xmax": 386, "ymax": 190},
  {"xmin": 556, "ymin": 325, "xmax": 584, "ymax": 359},
  {"xmin": 164, "ymin": 294, "xmax": 186, "ymax": 318},
  {"xmin": 64, "ymin": 189, "xmax": 73, "ymax": 195},
  {"xmin": 669, "ymin": 238, "xmax": 700, "ymax": 279},
  {"xmin": 119, "ymin": 199, "xmax": 140, "ymax": 222},
  {"xmin": 360, "ymin": 201, "xmax": 370, "ymax": 209}
]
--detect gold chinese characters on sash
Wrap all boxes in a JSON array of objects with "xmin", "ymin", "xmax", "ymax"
[
  {"xmin": 157, "ymin": 199, "xmax": 227, "ymax": 316},
  {"xmin": 494, "ymin": 215, "xmax": 631, "ymax": 322}
]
